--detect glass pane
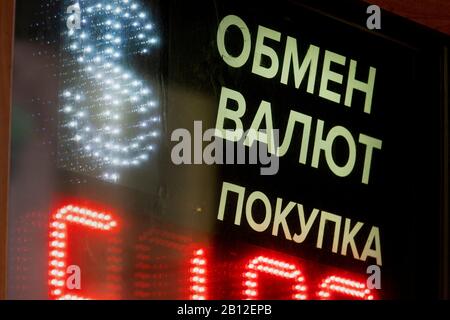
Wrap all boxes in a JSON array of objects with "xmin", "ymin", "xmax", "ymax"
[{"xmin": 8, "ymin": 0, "xmax": 444, "ymax": 299}]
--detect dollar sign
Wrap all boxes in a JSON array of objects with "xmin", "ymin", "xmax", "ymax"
[{"xmin": 61, "ymin": 0, "xmax": 160, "ymax": 182}]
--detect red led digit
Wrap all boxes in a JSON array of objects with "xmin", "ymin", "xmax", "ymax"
[
  {"xmin": 48, "ymin": 204, "xmax": 119, "ymax": 300},
  {"xmin": 189, "ymin": 248, "xmax": 208, "ymax": 300},
  {"xmin": 317, "ymin": 275, "xmax": 374, "ymax": 300},
  {"xmin": 243, "ymin": 256, "xmax": 307, "ymax": 300}
]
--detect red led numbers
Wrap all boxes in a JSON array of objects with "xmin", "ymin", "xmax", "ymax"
[
  {"xmin": 317, "ymin": 275, "xmax": 374, "ymax": 300},
  {"xmin": 48, "ymin": 204, "xmax": 119, "ymax": 300},
  {"xmin": 189, "ymin": 249, "xmax": 208, "ymax": 300},
  {"xmin": 47, "ymin": 204, "xmax": 378, "ymax": 300},
  {"xmin": 243, "ymin": 256, "xmax": 307, "ymax": 300}
]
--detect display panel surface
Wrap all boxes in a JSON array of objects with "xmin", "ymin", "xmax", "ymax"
[{"xmin": 8, "ymin": 0, "xmax": 447, "ymax": 299}]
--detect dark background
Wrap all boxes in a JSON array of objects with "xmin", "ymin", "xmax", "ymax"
[
  {"xmin": 165, "ymin": 0, "xmax": 447, "ymax": 299},
  {"xmin": 5, "ymin": 0, "xmax": 449, "ymax": 299}
]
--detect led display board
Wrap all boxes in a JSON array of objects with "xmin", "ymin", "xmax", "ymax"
[{"xmin": 7, "ymin": 0, "xmax": 449, "ymax": 299}]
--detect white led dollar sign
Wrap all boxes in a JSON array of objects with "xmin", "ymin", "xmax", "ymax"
[{"xmin": 62, "ymin": 0, "xmax": 160, "ymax": 182}]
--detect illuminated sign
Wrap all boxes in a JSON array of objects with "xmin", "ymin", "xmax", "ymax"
[
  {"xmin": 59, "ymin": 0, "xmax": 161, "ymax": 182},
  {"xmin": 48, "ymin": 204, "xmax": 120, "ymax": 299},
  {"xmin": 7, "ymin": 0, "xmax": 448, "ymax": 300},
  {"xmin": 46, "ymin": 203, "xmax": 375, "ymax": 300}
]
